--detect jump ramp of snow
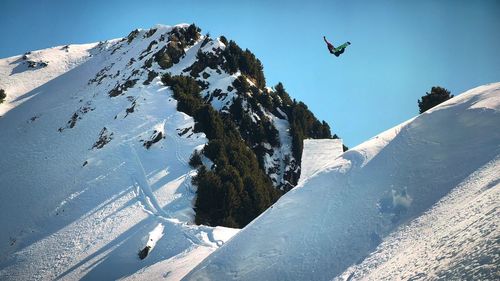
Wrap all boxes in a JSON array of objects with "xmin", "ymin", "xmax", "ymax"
[
  {"xmin": 299, "ymin": 138, "xmax": 344, "ymax": 185},
  {"xmin": 184, "ymin": 83, "xmax": 500, "ymax": 281}
]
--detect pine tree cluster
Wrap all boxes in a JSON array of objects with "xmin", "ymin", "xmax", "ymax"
[
  {"xmin": 162, "ymin": 74, "xmax": 281, "ymax": 228},
  {"xmin": 418, "ymin": 86, "xmax": 454, "ymax": 113},
  {"xmin": 221, "ymin": 41, "xmax": 266, "ymax": 89},
  {"xmin": 224, "ymin": 75, "xmax": 341, "ymax": 190}
]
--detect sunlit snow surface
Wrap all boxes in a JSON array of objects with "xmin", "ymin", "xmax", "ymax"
[
  {"xmin": 299, "ymin": 138, "xmax": 344, "ymax": 185},
  {"xmin": 0, "ymin": 24, "xmax": 242, "ymax": 280},
  {"xmin": 185, "ymin": 83, "xmax": 500, "ymax": 281}
]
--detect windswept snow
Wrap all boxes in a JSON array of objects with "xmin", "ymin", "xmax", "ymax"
[{"xmin": 184, "ymin": 83, "xmax": 500, "ymax": 281}]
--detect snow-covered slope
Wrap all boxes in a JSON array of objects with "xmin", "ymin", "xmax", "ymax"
[
  {"xmin": 184, "ymin": 83, "xmax": 500, "ymax": 280},
  {"xmin": 0, "ymin": 42, "xmax": 98, "ymax": 116},
  {"xmin": 0, "ymin": 24, "xmax": 245, "ymax": 280}
]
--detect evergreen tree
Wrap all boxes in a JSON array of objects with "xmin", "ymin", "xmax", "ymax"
[
  {"xmin": 418, "ymin": 86, "xmax": 453, "ymax": 113},
  {"xmin": 274, "ymin": 82, "xmax": 292, "ymax": 105},
  {"xmin": 222, "ymin": 41, "xmax": 266, "ymax": 89},
  {"xmin": 0, "ymin": 89, "xmax": 6, "ymax": 104},
  {"xmin": 219, "ymin": 35, "xmax": 228, "ymax": 45},
  {"xmin": 189, "ymin": 151, "xmax": 203, "ymax": 168}
]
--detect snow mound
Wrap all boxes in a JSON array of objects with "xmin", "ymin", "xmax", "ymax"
[{"xmin": 184, "ymin": 82, "xmax": 500, "ymax": 280}]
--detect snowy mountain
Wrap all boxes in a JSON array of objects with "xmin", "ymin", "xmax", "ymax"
[
  {"xmin": 184, "ymin": 83, "xmax": 500, "ymax": 280},
  {"xmin": 0, "ymin": 24, "xmax": 340, "ymax": 280}
]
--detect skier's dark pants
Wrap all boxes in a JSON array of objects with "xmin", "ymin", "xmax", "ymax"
[{"xmin": 333, "ymin": 48, "xmax": 345, "ymax": 57}]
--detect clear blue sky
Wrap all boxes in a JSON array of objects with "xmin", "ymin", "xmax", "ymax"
[{"xmin": 1, "ymin": 0, "xmax": 499, "ymax": 147}]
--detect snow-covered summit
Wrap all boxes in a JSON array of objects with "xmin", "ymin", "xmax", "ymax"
[{"xmin": 184, "ymin": 83, "xmax": 500, "ymax": 280}]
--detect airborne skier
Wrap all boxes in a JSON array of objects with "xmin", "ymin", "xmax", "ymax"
[{"xmin": 323, "ymin": 36, "xmax": 351, "ymax": 57}]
